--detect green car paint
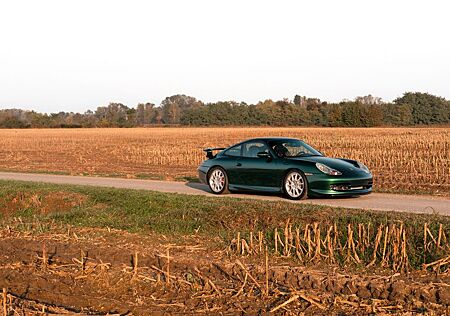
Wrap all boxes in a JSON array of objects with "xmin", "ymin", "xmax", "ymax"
[{"xmin": 198, "ymin": 137, "xmax": 373, "ymax": 198}]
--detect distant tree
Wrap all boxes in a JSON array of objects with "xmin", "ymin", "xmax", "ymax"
[
  {"xmin": 293, "ymin": 95, "xmax": 305, "ymax": 106},
  {"xmin": 0, "ymin": 115, "xmax": 28, "ymax": 128},
  {"xmin": 330, "ymin": 104, "xmax": 343, "ymax": 126},
  {"xmin": 339, "ymin": 101, "xmax": 384, "ymax": 127},
  {"xmin": 271, "ymin": 100, "xmax": 309, "ymax": 126},
  {"xmin": 341, "ymin": 102, "xmax": 366, "ymax": 126},
  {"xmin": 208, "ymin": 101, "xmax": 237, "ymax": 125},
  {"xmin": 95, "ymin": 103, "xmax": 130, "ymax": 127},
  {"xmin": 180, "ymin": 107, "xmax": 209, "ymax": 125},
  {"xmin": 136, "ymin": 103, "xmax": 156, "ymax": 125},
  {"xmin": 107, "ymin": 103, "xmax": 129, "ymax": 127},
  {"xmin": 1, "ymin": 91, "xmax": 448, "ymax": 128},
  {"xmin": 366, "ymin": 104, "xmax": 384, "ymax": 126},
  {"xmin": 181, "ymin": 101, "xmax": 265, "ymax": 126},
  {"xmin": 355, "ymin": 94, "xmax": 383, "ymax": 105},
  {"xmin": 383, "ymin": 103, "xmax": 413, "ymax": 126},
  {"xmin": 308, "ymin": 109, "xmax": 326, "ymax": 125},
  {"xmin": 161, "ymin": 95, "xmax": 203, "ymax": 124},
  {"xmin": 394, "ymin": 92, "xmax": 450, "ymax": 124},
  {"xmin": 136, "ymin": 104, "xmax": 145, "ymax": 125},
  {"xmin": 256, "ymin": 99, "xmax": 280, "ymax": 125},
  {"xmin": 125, "ymin": 108, "xmax": 137, "ymax": 127},
  {"xmin": 305, "ymin": 98, "xmax": 322, "ymax": 111},
  {"xmin": 81, "ymin": 110, "xmax": 97, "ymax": 127},
  {"xmin": 30, "ymin": 111, "xmax": 51, "ymax": 127}
]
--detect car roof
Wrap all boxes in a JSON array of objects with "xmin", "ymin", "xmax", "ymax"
[
  {"xmin": 222, "ymin": 137, "xmax": 303, "ymax": 151},
  {"xmin": 244, "ymin": 137, "xmax": 302, "ymax": 142}
]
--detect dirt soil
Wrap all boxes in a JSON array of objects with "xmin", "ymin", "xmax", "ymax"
[
  {"xmin": 0, "ymin": 191, "xmax": 88, "ymax": 216},
  {"xmin": 0, "ymin": 225, "xmax": 449, "ymax": 315}
]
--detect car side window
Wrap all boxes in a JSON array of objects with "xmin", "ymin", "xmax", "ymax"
[
  {"xmin": 243, "ymin": 141, "xmax": 269, "ymax": 158},
  {"xmin": 224, "ymin": 144, "xmax": 242, "ymax": 157}
]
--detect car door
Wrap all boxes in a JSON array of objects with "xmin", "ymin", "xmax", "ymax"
[
  {"xmin": 220, "ymin": 144, "xmax": 243, "ymax": 185},
  {"xmin": 237, "ymin": 140, "xmax": 280, "ymax": 188}
]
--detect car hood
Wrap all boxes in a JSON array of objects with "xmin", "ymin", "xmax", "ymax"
[{"xmin": 288, "ymin": 156, "xmax": 368, "ymax": 175}]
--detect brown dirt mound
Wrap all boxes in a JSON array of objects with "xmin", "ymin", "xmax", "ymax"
[{"xmin": 0, "ymin": 191, "xmax": 88, "ymax": 216}]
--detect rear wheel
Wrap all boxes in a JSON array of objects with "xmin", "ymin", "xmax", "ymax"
[
  {"xmin": 283, "ymin": 170, "xmax": 308, "ymax": 200},
  {"xmin": 208, "ymin": 167, "xmax": 229, "ymax": 194}
]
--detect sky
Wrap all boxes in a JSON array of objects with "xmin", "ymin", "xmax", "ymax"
[{"xmin": 0, "ymin": 0, "xmax": 449, "ymax": 113}]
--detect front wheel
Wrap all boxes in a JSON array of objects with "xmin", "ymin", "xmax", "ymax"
[
  {"xmin": 207, "ymin": 167, "xmax": 229, "ymax": 194},
  {"xmin": 283, "ymin": 170, "xmax": 308, "ymax": 200}
]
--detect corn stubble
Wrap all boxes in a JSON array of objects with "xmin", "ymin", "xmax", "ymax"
[
  {"xmin": 232, "ymin": 220, "xmax": 450, "ymax": 274},
  {"xmin": 0, "ymin": 127, "xmax": 448, "ymax": 194},
  {"xmin": 1, "ymin": 220, "xmax": 449, "ymax": 314}
]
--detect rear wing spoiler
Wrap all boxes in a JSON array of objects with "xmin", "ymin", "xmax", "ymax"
[{"xmin": 203, "ymin": 147, "xmax": 226, "ymax": 159}]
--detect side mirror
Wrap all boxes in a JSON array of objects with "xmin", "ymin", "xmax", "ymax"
[{"xmin": 257, "ymin": 152, "xmax": 272, "ymax": 160}]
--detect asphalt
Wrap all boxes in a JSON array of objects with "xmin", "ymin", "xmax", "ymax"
[{"xmin": 0, "ymin": 172, "xmax": 449, "ymax": 215}]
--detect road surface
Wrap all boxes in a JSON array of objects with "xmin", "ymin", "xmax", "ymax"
[{"xmin": 0, "ymin": 172, "xmax": 449, "ymax": 215}]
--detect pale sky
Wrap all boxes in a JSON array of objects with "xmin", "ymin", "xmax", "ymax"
[{"xmin": 1, "ymin": 0, "xmax": 449, "ymax": 113}]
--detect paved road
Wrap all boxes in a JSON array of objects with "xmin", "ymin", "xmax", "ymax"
[{"xmin": 0, "ymin": 172, "xmax": 449, "ymax": 215}]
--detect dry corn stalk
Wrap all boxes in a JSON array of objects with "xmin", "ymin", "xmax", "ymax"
[
  {"xmin": 367, "ymin": 224, "xmax": 383, "ymax": 267},
  {"xmin": 3, "ymin": 288, "xmax": 7, "ymax": 316},
  {"xmin": 326, "ymin": 226, "xmax": 335, "ymax": 264},
  {"xmin": 231, "ymin": 221, "xmax": 449, "ymax": 272},
  {"xmin": 312, "ymin": 223, "xmax": 322, "ymax": 261},
  {"xmin": 237, "ymin": 232, "xmax": 241, "ymax": 254},
  {"xmin": 345, "ymin": 224, "xmax": 361, "ymax": 264}
]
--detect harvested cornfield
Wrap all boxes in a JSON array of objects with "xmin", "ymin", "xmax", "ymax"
[
  {"xmin": 232, "ymin": 221, "xmax": 450, "ymax": 272},
  {"xmin": 0, "ymin": 127, "xmax": 448, "ymax": 195},
  {"xmin": 1, "ymin": 221, "xmax": 449, "ymax": 315}
]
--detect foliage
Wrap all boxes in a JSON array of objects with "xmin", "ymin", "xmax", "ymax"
[
  {"xmin": 394, "ymin": 92, "xmax": 450, "ymax": 125},
  {"xmin": 161, "ymin": 94, "xmax": 203, "ymax": 124},
  {"xmin": 1, "ymin": 92, "xmax": 449, "ymax": 128}
]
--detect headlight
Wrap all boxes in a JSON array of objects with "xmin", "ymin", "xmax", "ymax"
[
  {"xmin": 357, "ymin": 162, "xmax": 370, "ymax": 174},
  {"xmin": 316, "ymin": 162, "xmax": 342, "ymax": 176}
]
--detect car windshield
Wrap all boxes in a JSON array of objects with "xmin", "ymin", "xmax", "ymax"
[{"xmin": 269, "ymin": 140, "xmax": 322, "ymax": 158}]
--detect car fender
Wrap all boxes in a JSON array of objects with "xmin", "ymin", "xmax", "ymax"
[
  {"xmin": 281, "ymin": 168, "xmax": 309, "ymax": 196},
  {"xmin": 206, "ymin": 164, "xmax": 224, "ymax": 176},
  {"xmin": 283, "ymin": 159, "xmax": 320, "ymax": 175}
]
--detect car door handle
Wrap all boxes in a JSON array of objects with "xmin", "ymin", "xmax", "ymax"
[{"xmin": 236, "ymin": 163, "xmax": 242, "ymax": 167}]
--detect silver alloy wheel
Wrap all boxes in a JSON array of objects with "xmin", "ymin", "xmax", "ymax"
[
  {"xmin": 209, "ymin": 169, "xmax": 225, "ymax": 193},
  {"xmin": 285, "ymin": 171, "xmax": 305, "ymax": 198}
]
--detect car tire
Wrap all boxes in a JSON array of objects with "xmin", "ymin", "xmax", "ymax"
[
  {"xmin": 283, "ymin": 170, "xmax": 308, "ymax": 200},
  {"xmin": 207, "ymin": 167, "xmax": 230, "ymax": 195}
]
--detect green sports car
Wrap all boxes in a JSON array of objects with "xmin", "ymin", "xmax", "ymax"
[{"xmin": 198, "ymin": 137, "xmax": 373, "ymax": 200}]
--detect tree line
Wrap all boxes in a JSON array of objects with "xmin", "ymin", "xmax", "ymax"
[{"xmin": 0, "ymin": 92, "xmax": 449, "ymax": 128}]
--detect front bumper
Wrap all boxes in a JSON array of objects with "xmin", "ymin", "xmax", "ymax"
[{"xmin": 307, "ymin": 173, "xmax": 373, "ymax": 197}]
